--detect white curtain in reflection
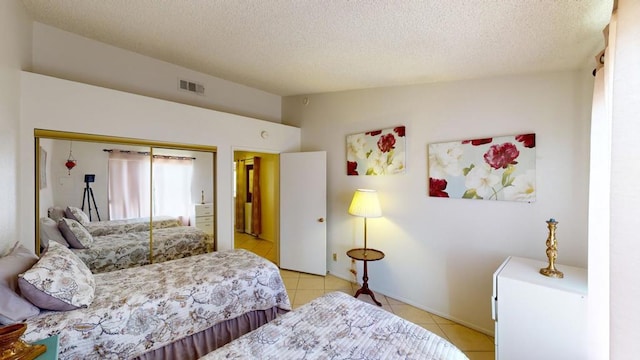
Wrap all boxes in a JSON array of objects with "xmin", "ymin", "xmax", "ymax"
[
  {"xmin": 108, "ymin": 152, "xmax": 151, "ymax": 220},
  {"xmin": 153, "ymin": 157, "xmax": 193, "ymax": 225}
]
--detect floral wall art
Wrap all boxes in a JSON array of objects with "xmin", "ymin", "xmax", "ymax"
[
  {"xmin": 347, "ymin": 126, "xmax": 406, "ymax": 176},
  {"xmin": 428, "ymin": 133, "xmax": 536, "ymax": 202}
]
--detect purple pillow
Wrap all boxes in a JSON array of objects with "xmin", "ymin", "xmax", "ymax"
[
  {"xmin": 0, "ymin": 242, "xmax": 38, "ymax": 292},
  {"xmin": 0, "ymin": 282, "xmax": 39, "ymax": 324},
  {"xmin": 18, "ymin": 242, "xmax": 95, "ymax": 311},
  {"xmin": 58, "ymin": 218, "xmax": 94, "ymax": 249},
  {"xmin": 0, "ymin": 243, "xmax": 40, "ymax": 324}
]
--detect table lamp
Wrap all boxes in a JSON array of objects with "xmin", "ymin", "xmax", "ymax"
[{"xmin": 348, "ymin": 189, "xmax": 382, "ymax": 253}]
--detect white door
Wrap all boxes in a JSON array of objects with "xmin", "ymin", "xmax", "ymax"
[{"xmin": 280, "ymin": 151, "xmax": 327, "ymax": 275}]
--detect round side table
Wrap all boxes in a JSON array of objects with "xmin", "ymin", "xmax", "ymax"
[{"xmin": 346, "ymin": 248, "xmax": 385, "ymax": 306}]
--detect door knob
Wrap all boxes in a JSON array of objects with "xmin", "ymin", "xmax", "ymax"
[{"xmin": 318, "ymin": 217, "xmax": 325, "ymax": 223}]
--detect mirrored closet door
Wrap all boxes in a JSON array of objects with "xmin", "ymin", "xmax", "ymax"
[{"xmin": 35, "ymin": 129, "xmax": 217, "ymax": 272}]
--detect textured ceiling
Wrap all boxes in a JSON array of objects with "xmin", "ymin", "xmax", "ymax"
[{"xmin": 20, "ymin": 0, "xmax": 612, "ymax": 96}]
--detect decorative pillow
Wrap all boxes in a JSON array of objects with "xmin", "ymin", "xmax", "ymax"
[
  {"xmin": 58, "ymin": 218, "xmax": 94, "ymax": 249},
  {"xmin": 39, "ymin": 217, "xmax": 70, "ymax": 248},
  {"xmin": 18, "ymin": 242, "xmax": 95, "ymax": 311},
  {"xmin": 47, "ymin": 206, "xmax": 66, "ymax": 222},
  {"xmin": 0, "ymin": 242, "xmax": 40, "ymax": 324},
  {"xmin": 0, "ymin": 283, "xmax": 39, "ymax": 324},
  {"xmin": 65, "ymin": 206, "xmax": 91, "ymax": 226}
]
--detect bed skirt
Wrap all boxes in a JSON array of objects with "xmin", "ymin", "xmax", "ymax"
[{"xmin": 135, "ymin": 306, "xmax": 288, "ymax": 360}]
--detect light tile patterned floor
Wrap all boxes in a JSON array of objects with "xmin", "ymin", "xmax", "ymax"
[{"xmin": 234, "ymin": 232, "xmax": 495, "ymax": 359}]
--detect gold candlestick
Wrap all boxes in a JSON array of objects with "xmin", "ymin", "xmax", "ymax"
[{"xmin": 540, "ymin": 218, "xmax": 563, "ymax": 278}]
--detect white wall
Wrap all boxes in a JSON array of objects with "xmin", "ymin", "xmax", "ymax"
[
  {"xmin": 610, "ymin": 1, "xmax": 640, "ymax": 357},
  {"xmin": 0, "ymin": 0, "xmax": 32, "ymax": 255},
  {"xmin": 31, "ymin": 23, "xmax": 282, "ymax": 123},
  {"xmin": 283, "ymin": 70, "xmax": 593, "ymax": 333},
  {"xmin": 20, "ymin": 72, "xmax": 300, "ymax": 255}
]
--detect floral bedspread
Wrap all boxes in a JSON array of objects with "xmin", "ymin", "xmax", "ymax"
[
  {"xmin": 84, "ymin": 216, "xmax": 182, "ymax": 236},
  {"xmin": 72, "ymin": 226, "xmax": 210, "ymax": 273},
  {"xmin": 23, "ymin": 249, "xmax": 291, "ymax": 360},
  {"xmin": 205, "ymin": 291, "xmax": 468, "ymax": 360}
]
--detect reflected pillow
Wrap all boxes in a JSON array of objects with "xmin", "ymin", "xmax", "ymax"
[
  {"xmin": 66, "ymin": 206, "xmax": 90, "ymax": 226},
  {"xmin": 18, "ymin": 242, "xmax": 95, "ymax": 311},
  {"xmin": 0, "ymin": 242, "xmax": 40, "ymax": 324},
  {"xmin": 47, "ymin": 206, "xmax": 66, "ymax": 222},
  {"xmin": 58, "ymin": 218, "xmax": 94, "ymax": 249},
  {"xmin": 40, "ymin": 217, "xmax": 70, "ymax": 248}
]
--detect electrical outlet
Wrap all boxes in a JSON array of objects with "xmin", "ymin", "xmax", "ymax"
[{"xmin": 332, "ymin": 253, "xmax": 337, "ymax": 261}]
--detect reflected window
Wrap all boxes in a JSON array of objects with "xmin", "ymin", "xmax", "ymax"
[
  {"xmin": 107, "ymin": 150, "xmax": 194, "ymax": 223},
  {"xmin": 153, "ymin": 156, "xmax": 194, "ymax": 224}
]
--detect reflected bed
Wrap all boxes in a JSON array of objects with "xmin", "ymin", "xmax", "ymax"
[
  {"xmin": 71, "ymin": 225, "xmax": 211, "ymax": 273},
  {"xmin": 44, "ymin": 206, "xmax": 210, "ymax": 273},
  {"xmin": 48, "ymin": 206, "xmax": 183, "ymax": 236}
]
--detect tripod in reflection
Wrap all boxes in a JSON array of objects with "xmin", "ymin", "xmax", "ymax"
[{"xmin": 81, "ymin": 175, "xmax": 101, "ymax": 221}]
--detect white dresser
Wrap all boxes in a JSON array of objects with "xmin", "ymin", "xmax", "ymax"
[
  {"xmin": 191, "ymin": 203, "xmax": 214, "ymax": 237},
  {"xmin": 492, "ymin": 256, "xmax": 587, "ymax": 360}
]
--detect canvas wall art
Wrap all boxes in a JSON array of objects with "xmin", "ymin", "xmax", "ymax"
[
  {"xmin": 428, "ymin": 133, "xmax": 536, "ymax": 202},
  {"xmin": 347, "ymin": 126, "xmax": 406, "ymax": 176}
]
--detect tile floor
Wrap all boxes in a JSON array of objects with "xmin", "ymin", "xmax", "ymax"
[{"xmin": 234, "ymin": 232, "xmax": 495, "ymax": 360}]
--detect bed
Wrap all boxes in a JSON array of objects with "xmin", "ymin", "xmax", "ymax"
[
  {"xmin": 70, "ymin": 225, "xmax": 211, "ymax": 273},
  {"xmin": 49, "ymin": 206, "xmax": 182, "ymax": 237},
  {"xmin": 16, "ymin": 244, "xmax": 290, "ymax": 360},
  {"xmin": 40, "ymin": 208, "xmax": 211, "ymax": 273},
  {"xmin": 202, "ymin": 291, "xmax": 469, "ymax": 360}
]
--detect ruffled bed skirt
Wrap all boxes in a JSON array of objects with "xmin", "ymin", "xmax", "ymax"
[{"xmin": 135, "ymin": 306, "xmax": 287, "ymax": 360}]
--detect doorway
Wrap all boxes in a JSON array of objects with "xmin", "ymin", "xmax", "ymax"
[{"xmin": 233, "ymin": 151, "xmax": 279, "ymax": 265}]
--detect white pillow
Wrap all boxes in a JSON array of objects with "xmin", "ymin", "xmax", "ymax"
[
  {"xmin": 58, "ymin": 218, "xmax": 94, "ymax": 249},
  {"xmin": 39, "ymin": 217, "xmax": 70, "ymax": 248},
  {"xmin": 47, "ymin": 206, "xmax": 66, "ymax": 222},
  {"xmin": 18, "ymin": 242, "xmax": 95, "ymax": 310}
]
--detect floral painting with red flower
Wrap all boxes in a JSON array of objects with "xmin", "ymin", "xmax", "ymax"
[
  {"xmin": 347, "ymin": 126, "xmax": 406, "ymax": 176},
  {"xmin": 428, "ymin": 133, "xmax": 536, "ymax": 202}
]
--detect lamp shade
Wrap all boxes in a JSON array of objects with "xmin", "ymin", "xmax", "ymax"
[{"xmin": 348, "ymin": 189, "xmax": 382, "ymax": 218}]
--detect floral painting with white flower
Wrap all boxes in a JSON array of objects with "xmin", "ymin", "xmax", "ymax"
[
  {"xmin": 347, "ymin": 126, "xmax": 406, "ymax": 176},
  {"xmin": 428, "ymin": 133, "xmax": 536, "ymax": 202}
]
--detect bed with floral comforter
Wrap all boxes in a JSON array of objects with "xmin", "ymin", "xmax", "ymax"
[
  {"xmin": 71, "ymin": 225, "xmax": 211, "ymax": 273},
  {"xmin": 48, "ymin": 206, "xmax": 182, "ymax": 237},
  {"xmin": 23, "ymin": 249, "xmax": 291, "ymax": 359},
  {"xmin": 203, "ymin": 291, "xmax": 468, "ymax": 360},
  {"xmin": 82, "ymin": 215, "xmax": 182, "ymax": 236}
]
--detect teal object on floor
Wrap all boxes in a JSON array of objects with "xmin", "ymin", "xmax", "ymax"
[{"xmin": 32, "ymin": 334, "xmax": 59, "ymax": 360}]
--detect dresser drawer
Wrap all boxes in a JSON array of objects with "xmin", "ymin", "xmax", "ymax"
[
  {"xmin": 195, "ymin": 203, "xmax": 214, "ymax": 217},
  {"xmin": 195, "ymin": 217, "xmax": 214, "ymax": 234}
]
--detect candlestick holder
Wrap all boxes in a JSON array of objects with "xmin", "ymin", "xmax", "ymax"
[
  {"xmin": 540, "ymin": 218, "xmax": 564, "ymax": 278},
  {"xmin": 0, "ymin": 323, "xmax": 46, "ymax": 360}
]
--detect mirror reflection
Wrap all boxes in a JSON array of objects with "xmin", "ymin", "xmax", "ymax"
[{"xmin": 37, "ymin": 133, "xmax": 216, "ymax": 274}]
